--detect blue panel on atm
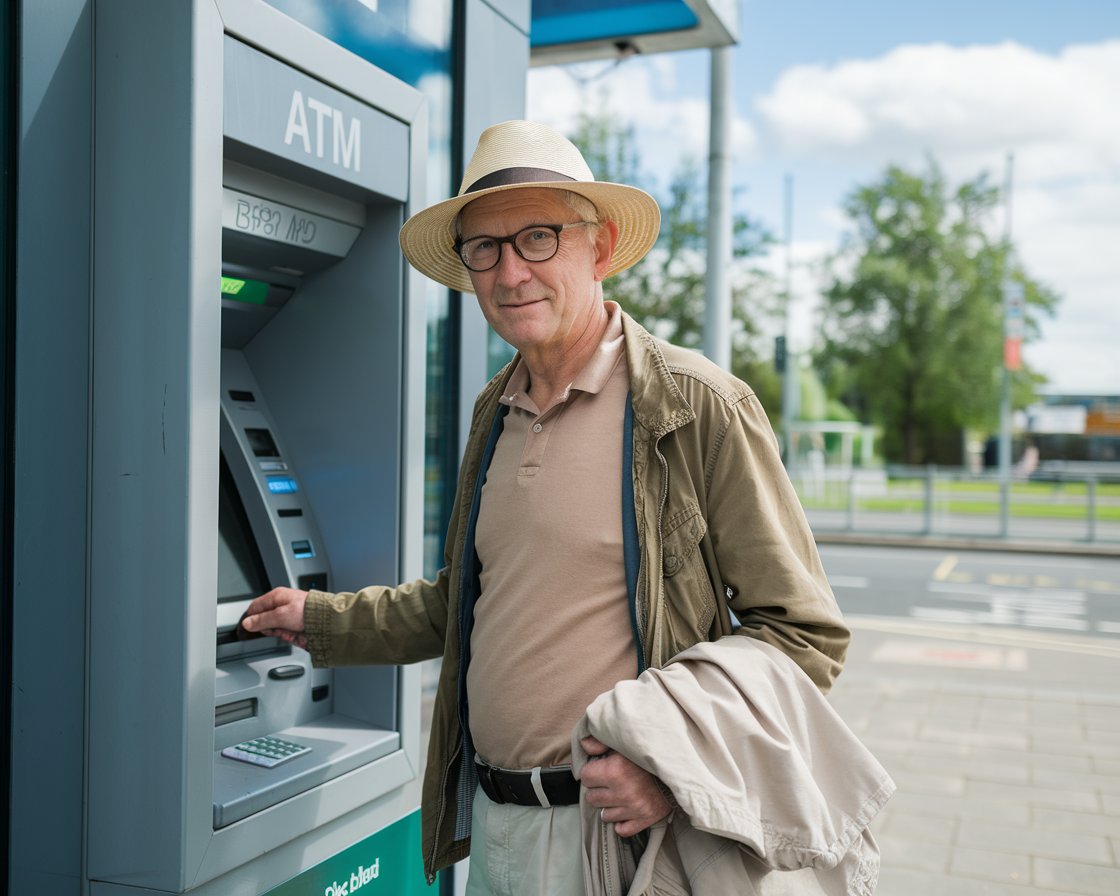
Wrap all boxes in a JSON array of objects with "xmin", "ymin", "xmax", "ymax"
[
  {"xmin": 531, "ymin": 0, "xmax": 698, "ymax": 47},
  {"xmin": 266, "ymin": 475, "xmax": 299, "ymax": 494}
]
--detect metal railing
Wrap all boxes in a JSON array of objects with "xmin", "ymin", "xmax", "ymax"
[{"xmin": 792, "ymin": 465, "xmax": 1120, "ymax": 546}]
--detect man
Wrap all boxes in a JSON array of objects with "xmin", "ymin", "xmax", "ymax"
[{"xmin": 242, "ymin": 120, "xmax": 850, "ymax": 893}]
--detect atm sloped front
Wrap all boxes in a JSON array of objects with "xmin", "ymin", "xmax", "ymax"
[{"xmin": 212, "ymin": 715, "xmax": 400, "ymax": 828}]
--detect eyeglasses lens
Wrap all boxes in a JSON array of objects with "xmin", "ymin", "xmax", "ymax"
[{"xmin": 459, "ymin": 226, "xmax": 561, "ymax": 272}]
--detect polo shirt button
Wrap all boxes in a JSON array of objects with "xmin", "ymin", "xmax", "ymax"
[{"xmin": 532, "ymin": 423, "xmax": 543, "ymax": 433}]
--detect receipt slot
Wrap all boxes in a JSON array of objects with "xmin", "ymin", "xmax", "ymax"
[{"xmin": 86, "ymin": 2, "xmax": 428, "ymax": 893}]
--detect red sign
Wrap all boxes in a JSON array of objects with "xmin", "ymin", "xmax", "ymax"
[{"xmin": 1004, "ymin": 337, "xmax": 1022, "ymax": 371}]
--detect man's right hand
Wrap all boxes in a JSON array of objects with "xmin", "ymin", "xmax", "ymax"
[{"xmin": 241, "ymin": 587, "xmax": 309, "ymax": 649}]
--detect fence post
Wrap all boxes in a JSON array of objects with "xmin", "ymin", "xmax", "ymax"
[
  {"xmin": 846, "ymin": 468, "xmax": 856, "ymax": 531},
  {"xmin": 999, "ymin": 471, "xmax": 1010, "ymax": 539},
  {"xmin": 923, "ymin": 465, "xmax": 935, "ymax": 535},
  {"xmin": 1087, "ymin": 475, "xmax": 1097, "ymax": 543}
]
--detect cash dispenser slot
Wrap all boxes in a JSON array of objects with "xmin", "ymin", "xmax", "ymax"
[{"xmin": 221, "ymin": 159, "xmax": 366, "ymax": 279}]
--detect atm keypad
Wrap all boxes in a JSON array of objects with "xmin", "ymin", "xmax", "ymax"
[{"xmin": 222, "ymin": 735, "xmax": 311, "ymax": 768}]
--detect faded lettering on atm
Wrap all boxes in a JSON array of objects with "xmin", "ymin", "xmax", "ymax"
[
  {"xmin": 323, "ymin": 858, "xmax": 380, "ymax": 895},
  {"xmin": 235, "ymin": 199, "xmax": 318, "ymax": 246},
  {"xmin": 284, "ymin": 89, "xmax": 361, "ymax": 173}
]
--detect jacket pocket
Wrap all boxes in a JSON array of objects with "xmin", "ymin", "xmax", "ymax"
[{"xmin": 660, "ymin": 506, "xmax": 716, "ymax": 656}]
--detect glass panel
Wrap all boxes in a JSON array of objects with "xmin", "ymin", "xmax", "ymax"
[{"xmin": 262, "ymin": 0, "xmax": 457, "ymax": 579}]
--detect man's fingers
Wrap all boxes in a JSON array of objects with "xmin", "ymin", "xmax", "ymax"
[
  {"xmin": 580, "ymin": 735, "xmax": 611, "ymax": 757},
  {"xmin": 241, "ymin": 588, "xmax": 307, "ymax": 633}
]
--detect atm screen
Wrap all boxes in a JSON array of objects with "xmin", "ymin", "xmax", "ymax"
[{"xmin": 217, "ymin": 452, "xmax": 271, "ymax": 603}]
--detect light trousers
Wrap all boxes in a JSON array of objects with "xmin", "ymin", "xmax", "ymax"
[{"xmin": 464, "ymin": 784, "xmax": 585, "ymax": 896}]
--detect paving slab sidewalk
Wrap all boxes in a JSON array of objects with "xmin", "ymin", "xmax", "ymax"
[{"xmin": 833, "ymin": 616, "xmax": 1120, "ymax": 895}]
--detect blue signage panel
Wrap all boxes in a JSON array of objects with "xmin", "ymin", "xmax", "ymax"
[{"xmin": 531, "ymin": 0, "xmax": 699, "ymax": 47}]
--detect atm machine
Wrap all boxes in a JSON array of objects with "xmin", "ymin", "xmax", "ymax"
[{"xmin": 82, "ymin": 2, "xmax": 431, "ymax": 894}]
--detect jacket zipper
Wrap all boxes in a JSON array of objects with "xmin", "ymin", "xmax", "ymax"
[
  {"xmin": 426, "ymin": 739, "xmax": 460, "ymax": 884},
  {"xmin": 649, "ymin": 433, "xmax": 670, "ymax": 668}
]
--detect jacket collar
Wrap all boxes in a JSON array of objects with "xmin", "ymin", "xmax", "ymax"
[
  {"xmin": 620, "ymin": 311, "xmax": 695, "ymax": 438},
  {"xmin": 478, "ymin": 310, "xmax": 696, "ymax": 440}
]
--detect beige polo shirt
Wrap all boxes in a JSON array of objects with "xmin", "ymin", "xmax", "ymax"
[{"xmin": 468, "ymin": 301, "xmax": 637, "ymax": 770}]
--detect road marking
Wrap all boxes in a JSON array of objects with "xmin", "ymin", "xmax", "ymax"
[
  {"xmin": 819, "ymin": 545, "xmax": 1107, "ymax": 570},
  {"xmin": 932, "ymin": 554, "xmax": 958, "ymax": 581},
  {"xmin": 848, "ymin": 614, "xmax": 1120, "ymax": 657},
  {"xmin": 871, "ymin": 638, "xmax": 1027, "ymax": 670},
  {"xmin": 1076, "ymin": 577, "xmax": 1120, "ymax": 594},
  {"xmin": 1097, "ymin": 621, "xmax": 1120, "ymax": 634},
  {"xmin": 828, "ymin": 575, "xmax": 869, "ymax": 588},
  {"xmin": 913, "ymin": 604, "xmax": 1090, "ymax": 632},
  {"xmin": 987, "ymin": 573, "xmax": 1032, "ymax": 587},
  {"xmin": 916, "ymin": 587, "xmax": 1089, "ymax": 632}
]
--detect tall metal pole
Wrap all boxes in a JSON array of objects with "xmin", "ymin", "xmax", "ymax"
[
  {"xmin": 781, "ymin": 173, "xmax": 798, "ymax": 466},
  {"xmin": 998, "ymin": 152, "xmax": 1014, "ymax": 536},
  {"xmin": 704, "ymin": 45, "xmax": 732, "ymax": 370}
]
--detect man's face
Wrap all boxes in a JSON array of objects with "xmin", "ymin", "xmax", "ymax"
[{"xmin": 459, "ymin": 188, "xmax": 616, "ymax": 359}]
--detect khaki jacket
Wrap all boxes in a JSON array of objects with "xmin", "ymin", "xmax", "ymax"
[
  {"xmin": 572, "ymin": 637, "xmax": 893, "ymax": 895},
  {"xmin": 303, "ymin": 311, "xmax": 850, "ymax": 881}
]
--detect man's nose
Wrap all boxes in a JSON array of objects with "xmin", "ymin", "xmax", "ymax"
[{"xmin": 493, "ymin": 242, "xmax": 532, "ymax": 287}]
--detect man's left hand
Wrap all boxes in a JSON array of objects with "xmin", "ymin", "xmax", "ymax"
[{"xmin": 579, "ymin": 735, "xmax": 672, "ymax": 837}]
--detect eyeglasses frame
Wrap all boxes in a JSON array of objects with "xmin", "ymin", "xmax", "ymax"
[{"xmin": 453, "ymin": 221, "xmax": 596, "ymax": 273}]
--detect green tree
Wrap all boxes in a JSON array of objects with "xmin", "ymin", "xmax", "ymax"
[
  {"xmin": 566, "ymin": 107, "xmax": 782, "ymax": 410},
  {"xmin": 815, "ymin": 161, "xmax": 1058, "ymax": 465}
]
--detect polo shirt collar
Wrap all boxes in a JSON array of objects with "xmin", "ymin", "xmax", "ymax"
[{"xmin": 500, "ymin": 301, "xmax": 625, "ymax": 412}]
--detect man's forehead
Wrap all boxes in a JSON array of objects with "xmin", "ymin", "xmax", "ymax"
[{"xmin": 460, "ymin": 188, "xmax": 570, "ymax": 228}]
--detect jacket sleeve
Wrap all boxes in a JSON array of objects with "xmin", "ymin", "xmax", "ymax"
[
  {"xmin": 303, "ymin": 568, "xmax": 451, "ymax": 668},
  {"xmin": 702, "ymin": 391, "xmax": 849, "ymax": 693}
]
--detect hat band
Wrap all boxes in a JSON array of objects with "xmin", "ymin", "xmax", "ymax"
[{"xmin": 464, "ymin": 166, "xmax": 577, "ymax": 195}]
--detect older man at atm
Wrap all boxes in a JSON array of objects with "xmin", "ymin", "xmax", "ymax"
[{"xmin": 242, "ymin": 120, "xmax": 851, "ymax": 893}]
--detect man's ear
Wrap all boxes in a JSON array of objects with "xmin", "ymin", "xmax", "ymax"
[{"xmin": 593, "ymin": 220, "xmax": 620, "ymax": 281}]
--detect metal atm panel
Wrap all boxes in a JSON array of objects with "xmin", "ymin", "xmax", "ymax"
[
  {"xmin": 214, "ymin": 352, "xmax": 400, "ymax": 829},
  {"xmin": 86, "ymin": 2, "xmax": 429, "ymax": 892}
]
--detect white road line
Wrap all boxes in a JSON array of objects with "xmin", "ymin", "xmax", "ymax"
[
  {"xmin": 1097, "ymin": 621, "xmax": 1120, "ymax": 634},
  {"xmin": 819, "ymin": 545, "xmax": 1108, "ymax": 570},
  {"xmin": 828, "ymin": 576, "xmax": 870, "ymax": 588}
]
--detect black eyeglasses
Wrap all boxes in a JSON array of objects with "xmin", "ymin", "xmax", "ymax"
[{"xmin": 454, "ymin": 222, "xmax": 594, "ymax": 272}]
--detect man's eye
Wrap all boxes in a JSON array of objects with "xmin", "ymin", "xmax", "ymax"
[
  {"xmin": 524, "ymin": 229, "xmax": 551, "ymax": 243},
  {"xmin": 473, "ymin": 238, "xmax": 496, "ymax": 252}
]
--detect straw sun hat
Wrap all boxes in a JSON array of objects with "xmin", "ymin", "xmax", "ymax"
[{"xmin": 399, "ymin": 120, "xmax": 661, "ymax": 294}]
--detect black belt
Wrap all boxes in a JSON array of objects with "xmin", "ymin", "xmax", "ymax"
[{"xmin": 475, "ymin": 760, "xmax": 581, "ymax": 807}]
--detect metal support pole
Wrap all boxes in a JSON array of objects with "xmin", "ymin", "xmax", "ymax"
[
  {"xmin": 998, "ymin": 153, "xmax": 1014, "ymax": 538},
  {"xmin": 780, "ymin": 174, "xmax": 797, "ymax": 466},
  {"xmin": 703, "ymin": 45, "xmax": 732, "ymax": 371}
]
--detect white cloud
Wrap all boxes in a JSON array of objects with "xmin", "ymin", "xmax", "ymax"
[
  {"xmin": 756, "ymin": 41, "xmax": 1120, "ymax": 173},
  {"xmin": 755, "ymin": 40, "xmax": 1120, "ymax": 393},
  {"xmin": 528, "ymin": 57, "xmax": 758, "ymax": 193},
  {"xmin": 527, "ymin": 41, "xmax": 1120, "ymax": 394}
]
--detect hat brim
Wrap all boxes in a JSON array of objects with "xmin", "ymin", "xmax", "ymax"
[{"xmin": 399, "ymin": 180, "xmax": 661, "ymax": 294}]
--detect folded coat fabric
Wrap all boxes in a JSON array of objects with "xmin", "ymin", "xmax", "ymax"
[{"xmin": 571, "ymin": 637, "xmax": 895, "ymax": 895}]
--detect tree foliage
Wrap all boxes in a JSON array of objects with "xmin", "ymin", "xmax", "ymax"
[
  {"xmin": 815, "ymin": 161, "xmax": 1058, "ymax": 465},
  {"xmin": 565, "ymin": 106, "xmax": 783, "ymax": 409}
]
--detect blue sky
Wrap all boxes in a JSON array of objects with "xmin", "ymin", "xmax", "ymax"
[{"xmin": 528, "ymin": 0, "xmax": 1120, "ymax": 394}]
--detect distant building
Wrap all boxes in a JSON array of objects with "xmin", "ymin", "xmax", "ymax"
[{"xmin": 1027, "ymin": 390, "xmax": 1120, "ymax": 463}]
